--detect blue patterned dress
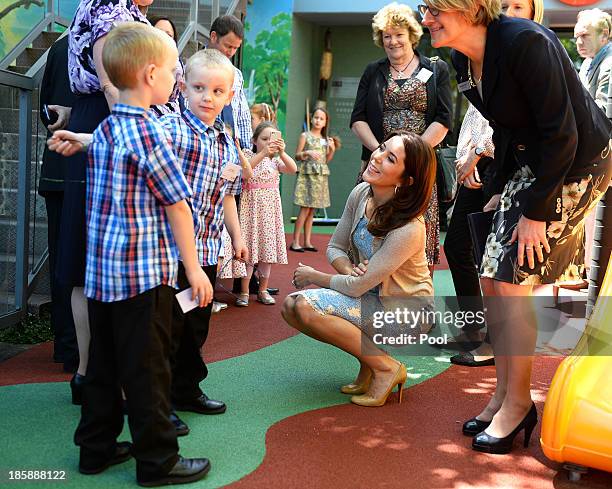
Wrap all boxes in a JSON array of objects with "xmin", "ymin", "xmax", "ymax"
[{"xmin": 294, "ymin": 217, "xmax": 382, "ymax": 329}]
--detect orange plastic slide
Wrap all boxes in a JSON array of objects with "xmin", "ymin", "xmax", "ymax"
[{"xmin": 540, "ymin": 254, "xmax": 612, "ymax": 480}]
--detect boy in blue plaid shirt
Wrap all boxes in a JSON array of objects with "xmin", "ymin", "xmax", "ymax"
[
  {"xmin": 159, "ymin": 50, "xmax": 249, "ymax": 421},
  {"xmin": 49, "ymin": 23, "xmax": 213, "ymax": 487}
]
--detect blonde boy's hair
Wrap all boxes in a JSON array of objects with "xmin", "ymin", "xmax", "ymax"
[
  {"xmin": 184, "ymin": 49, "xmax": 235, "ymax": 83},
  {"xmin": 577, "ymin": 9, "xmax": 612, "ymax": 40},
  {"xmin": 102, "ymin": 22, "xmax": 177, "ymax": 90},
  {"xmin": 427, "ymin": 0, "xmax": 502, "ymax": 26},
  {"xmin": 371, "ymin": 2, "xmax": 423, "ymax": 48}
]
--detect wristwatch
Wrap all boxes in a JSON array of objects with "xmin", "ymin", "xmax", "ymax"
[{"xmin": 474, "ymin": 146, "xmax": 486, "ymax": 157}]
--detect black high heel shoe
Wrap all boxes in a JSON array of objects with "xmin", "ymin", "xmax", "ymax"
[
  {"xmin": 472, "ymin": 403, "xmax": 537, "ymax": 454},
  {"xmin": 70, "ymin": 373, "xmax": 85, "ymax": 405},
  {"xmin": 462, "ymin": 417, "xmax": 491, "ymax": 436}
]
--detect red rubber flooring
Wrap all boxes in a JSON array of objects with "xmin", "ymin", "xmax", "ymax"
[
  {"xmin": 227, "ymin": 356, "xmax": 612, "ymax": 489},
  {"xmin": 2, "ymin": 234, "xmax": 609, "ymax": 488}
]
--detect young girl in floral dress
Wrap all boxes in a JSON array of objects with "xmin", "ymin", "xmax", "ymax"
[
  {"xmin": 291, "ymin": 108, "xmax": 336, "ymax": 252},
  {"xmin": 235, "ymin": 122, "xmax": 298, "ymax": 306}
]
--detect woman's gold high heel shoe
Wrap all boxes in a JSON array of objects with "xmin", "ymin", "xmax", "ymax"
[
  {"xmin": 340, "ymin": 370, "xmax": 373, "ymax": 395},
  {"xmin": 350, "ymin": 363, "xmax": 407, "ymax": 407}
]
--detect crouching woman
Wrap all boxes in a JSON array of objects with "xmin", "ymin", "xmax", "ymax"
[{"xmin": 282, "ymin": 130, "xmax": 436, "ymax": 407}]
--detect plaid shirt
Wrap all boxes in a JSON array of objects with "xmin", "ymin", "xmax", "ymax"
[
  {"xmin": 161, "ymin": 109, "xmax": 241, "ymax": 266},
  {"xmin": 85, "ymin": 104, "xmax": 192, "ymax": 302}
]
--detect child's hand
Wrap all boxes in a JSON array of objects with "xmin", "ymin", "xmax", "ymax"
[
  {"xmin": 233, "ymin": 239, "xmax": 249, "ymax": 263},
  {"xmin": 185, "ymin": 267, "xmax": 213, "ymax": 308},
  {"xmin": 327, "ymin": 138, "xmax": 335, "ymax": 152},
  {"xmin": 266, "ymin": 143, "xmax": 277, "ymax": 158},
  {"xmin": 47, "ymin": 130, "xmax": 91, "ymax": 156},
  {"xmin": 272, "ymin": 138, "xmax": 286, "ymax": 154},
  {"xmin": 305, "ymin": 150, "xmax": 322, "ymax": 161}
]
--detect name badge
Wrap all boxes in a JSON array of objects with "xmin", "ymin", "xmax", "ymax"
[
  {"xmin": 416, "ymin": 68, "xmax": 433, "ymax": 83},
  {"xmin": 458, "ymin": 81, "xmax": 472, "ymax": 93},
  {"xmin": 220, "ymin": 163, "xmax": 241, "ymax": 181}
]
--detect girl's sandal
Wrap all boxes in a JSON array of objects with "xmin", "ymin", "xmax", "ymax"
[
  {"xmin": 257, "ymin": 291, "xmax": 276, "ymax": 305},
  {"xmin": 235, "ymin": 293, "xmax": 249, "ymax": 307}
]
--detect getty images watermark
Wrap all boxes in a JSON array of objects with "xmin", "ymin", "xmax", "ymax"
[
  {"xmin": 360, "ymin": 295, "xmax": 605, "ymax": 356},
  {"xmin": 371, "ymin": 307, "xmax": 486, "ymax": 346}
]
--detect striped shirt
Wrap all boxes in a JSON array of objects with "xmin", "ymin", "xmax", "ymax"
[
  {"xmin": 231, "ymin": 67, "xmax": 253, "ymax": 150},
  {"xmin": 85, "ymin": 104, "xmax": 192, "ymax": 302},
  {"xmin": 160, "ymin": 109, "xmax": 241, "ymax": 266}
]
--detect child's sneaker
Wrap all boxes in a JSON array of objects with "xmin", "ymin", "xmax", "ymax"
[{"xmin": 212, "ymin": 301, "xmax": 228, "ymax": 313}]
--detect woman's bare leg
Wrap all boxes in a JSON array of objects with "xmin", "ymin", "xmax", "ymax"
[
  {"xmin": 71, "ymin": 287, "xmax": 90, "ymax": 376},
  {"xmin": 481, "ymin": 279, "xmax": 537, "ymax": 436},
  {"xmin": 282, "ymin": 296, "xmax": 402, "ymax": 398}
]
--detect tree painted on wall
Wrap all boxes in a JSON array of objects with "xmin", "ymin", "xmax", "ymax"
[{"xmin": 243, "ymin": 12, "xmax": 291, "ymax": 131}]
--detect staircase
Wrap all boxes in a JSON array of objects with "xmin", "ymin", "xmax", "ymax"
[{"xmin": 0, "ymin": 30, "xmax": 61, "ymax": 316}]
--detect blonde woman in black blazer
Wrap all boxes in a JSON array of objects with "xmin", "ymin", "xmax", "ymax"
[{"xmin": 421, "ymin": 0, "xmax": 612, "ymax": 454}]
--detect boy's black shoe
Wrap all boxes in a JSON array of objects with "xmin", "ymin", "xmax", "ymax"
[
  {"xmin": 138, "ymin": 456, "xmax": 211, "ymax": 487},
  {"xmin": 174, "ymin": 394, "xmax": 226, "ymax": 415},
  {"xmin": 169, "ymin": 411, "xmax": 190, "ymax": 436},
  {"xmin": 79, "ymin": 442, "xmax": 133, "ymax": 475}
]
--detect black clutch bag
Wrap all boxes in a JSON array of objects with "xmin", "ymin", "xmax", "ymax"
[{"xmin": 466, "ymin": 211, "xmax": 495, "ymax": 268}]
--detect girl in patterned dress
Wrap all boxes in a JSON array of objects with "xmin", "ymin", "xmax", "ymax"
[
  {"xmin": 291, "ymin": 108, "xmax": 337, "ymax": 252},
  {"xmin": 235, "ymin": 122, "xmax": 298, "ymax": 306}
]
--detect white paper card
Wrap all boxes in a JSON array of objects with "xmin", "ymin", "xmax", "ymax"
[
  {"xmin": 416, "ymin": 68, "xmax": 433, "ymax": 83},
  {"xmin": 176, "ymin": 288, "xmax": 199, "ymax": 314},
  {"xmin": 220, "ymin": 163, "xmax": 240, "ymax": 181}
]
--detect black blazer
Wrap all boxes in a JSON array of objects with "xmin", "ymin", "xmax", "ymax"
[
  {"xmin": 350, "ymin": 52, "xmax": 453, "ymax": 161},
  {"xmin": 452, "ymin": 15, "xmax": 611, "ymax": 222},
  {"xmin": 39, "ymin": 35, "xmax": 77, "ymax": 195}
]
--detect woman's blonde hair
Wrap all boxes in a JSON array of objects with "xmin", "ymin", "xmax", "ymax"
[
  {"xmin": 531, "ymin": 0, "xmax": 544, "ymax": 25},
  {"xmin": 427, "ymin": 0, "xmax": 502, "ymax": 27},
  {"xmin": 372, "ymin": 2, "xmax": 423, "ymax": 49}
]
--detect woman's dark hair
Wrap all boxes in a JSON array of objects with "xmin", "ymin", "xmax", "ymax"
[
  {"xmin": 150, "ymin": 16, "xmax": 179, "ymax": 44},
  {"xmin": 311, "ymin": 107, "xmax": 329, "ymax": 139},
  {"xmin": 210, "ymin": 15, "xmax": 244, "ymax": 40},
  {"xmin": 252, "ymin": 120, "xmax": 278, "ymax": 153},
  {"xmin": 368, "ymin": 130, "xmax": 437, "ymax": 237}
]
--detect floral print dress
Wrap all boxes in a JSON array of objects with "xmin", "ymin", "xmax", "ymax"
[
  {"xmin": 293, "ymin": 216, "xmax": 381, "ymax": 329},
  {"xmin": 293, "ymin": 132, "xmax": 331, "ymax": 209},
  {"xmin": 382, "ymin": 72, "xmax": 440, "ymax": 266}
]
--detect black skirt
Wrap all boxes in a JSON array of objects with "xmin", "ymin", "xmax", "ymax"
[{"xmin": 56, "ymin": 93, "xmax": 109, "ymax": 287}]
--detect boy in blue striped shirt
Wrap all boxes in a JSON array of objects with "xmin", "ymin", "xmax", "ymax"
[{"xmin": 48, "ymin": 23, "xmax": 213, "ymax": 487}]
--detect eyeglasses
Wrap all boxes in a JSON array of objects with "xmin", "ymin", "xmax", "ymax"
[{"xmin": 417, "ymin": 4, "xmax": 440, "ymax": 17}]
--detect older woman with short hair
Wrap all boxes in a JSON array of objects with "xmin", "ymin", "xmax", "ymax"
[
  {"xmin": 350, "ymin": 2, "xmax": 452, "ymax": 273},
  {"xmin": 421, "ymin": 0, "xmax": 611, "ymax": 454}
]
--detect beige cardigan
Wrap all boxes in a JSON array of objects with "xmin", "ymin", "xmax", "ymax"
[{"xmin": 327, "ymin": 183, "xmax": 433, "ymax": 305}]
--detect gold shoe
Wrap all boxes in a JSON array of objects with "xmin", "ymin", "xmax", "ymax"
[
  {"xmin": 350, "ymin": 363, "xmax": 407, "ymax": 407},
  {"xmin": 340, "ymin": 370, "xmax": 373, "ymax": 395}
]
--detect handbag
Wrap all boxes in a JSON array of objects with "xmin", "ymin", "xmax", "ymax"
[
  {"xmin": 435, "ymin": 146, "xmax": 458, "ymax": 203},
  {"xmin": 466, "ymin": 211, "xmax": 495, "ymax": 268},
  {"xmin": 430, "ymin": 56, "xmax": 458, "ymax": 203}
]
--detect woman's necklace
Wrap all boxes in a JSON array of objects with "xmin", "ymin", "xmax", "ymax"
[
  {"xmin": 467, "ymin": 58, "xmax": 482, "ymax": 88},
  {"xmin": 390, "ymin": 52, "xmax": 416, "ymax": 78}
]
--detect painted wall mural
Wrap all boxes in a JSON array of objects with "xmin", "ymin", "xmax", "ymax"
[{"xmin": 243, "ymin": 0, "xmax": 292, "ymax": 132}]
